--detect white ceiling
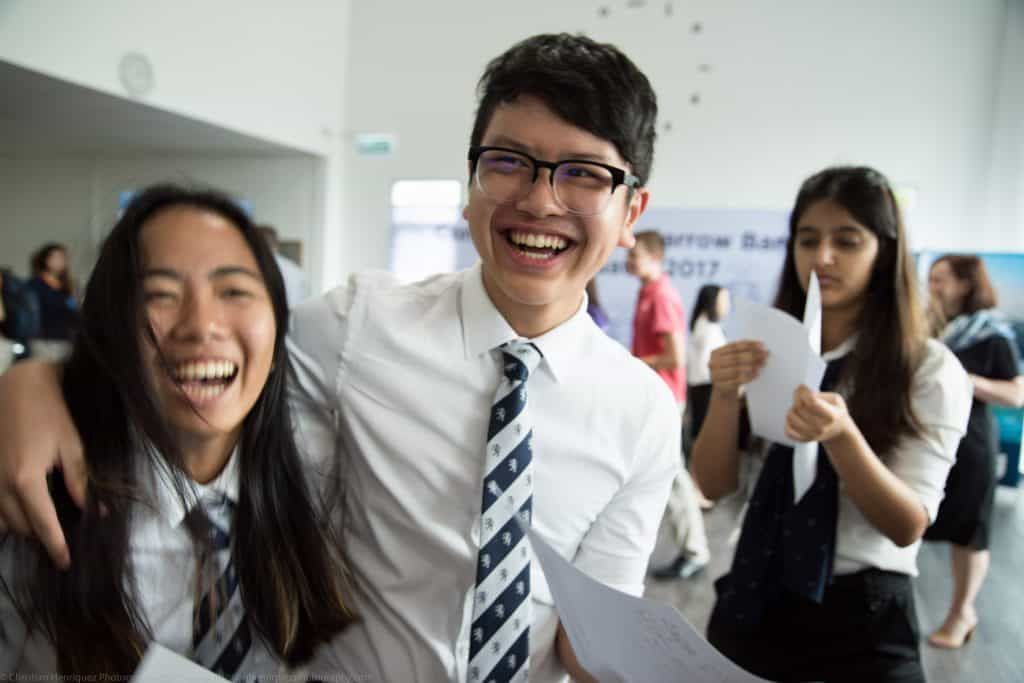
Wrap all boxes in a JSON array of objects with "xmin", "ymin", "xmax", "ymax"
[{"xmin": 0, "ymin": 60, "xmax": 309, "ymax": 158}]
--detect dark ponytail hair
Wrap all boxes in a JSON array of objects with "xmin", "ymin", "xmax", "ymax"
[
  {"xmin": 689, "ymin": 284, "xmax": 723, "ymax": 331},
  {"xmin": 4, "ymin": 184, "xmax": 356, "ymax": 674},
  {"xmin": 774, "ymin": 167, "xmax": 926, "ymax": 455}
]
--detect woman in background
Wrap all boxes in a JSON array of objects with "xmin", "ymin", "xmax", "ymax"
[
  {"xmin": 27, "ymin": 243, "xmax": 79, "ymax": 360},
  {"xmin": 924, "ymin": 254, "xmax": 1024, "ymax": 649},
  {"xmin": 692, "ymin": 166, "xmax": 971, "ymax": 682},
  {"xmin": 686, "ymin": 284, "xmax": 731, "ymax": 443},
  {"xmin": 1, "ymin": 185, "xmax": 356, "ymax": 678}
]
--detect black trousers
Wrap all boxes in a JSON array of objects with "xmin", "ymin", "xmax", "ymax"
[{"xmin": 707, "ymin": 569, "xmax": 925, "ymax": 683}]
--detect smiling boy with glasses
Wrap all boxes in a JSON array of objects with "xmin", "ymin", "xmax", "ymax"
[{"xmin": 0, "ymin": 33, "xmax": 679, "ymax": 683}]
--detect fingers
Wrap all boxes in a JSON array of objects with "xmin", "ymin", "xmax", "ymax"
[
  {"xmin": 0, "ymin": 488, "xmax": 32, "ymax": 536},
  {"xmin": 21, "ymin": 474, "xmax": 70, "ymax": 569},
  {"xmin": 785, "ymin": 407, "xmax": 818, "ymax": 442},
  {"xmin": 714, "ymin": 341, "xmax": 769, "ymax": 365},
  {"xmin": 710, "ymin": 341, "xmax": 769, "ymax": 390},
  {"xmin": 59, "ymin": 438, "xmax": 89, "ymax": 511},
  {"xmin": 788, "ymin": 388, "xmax": 848, "ymax": 442},
  {"xmin": 792, "ymin": 386, "xmax": 834, "ymax": 422}
]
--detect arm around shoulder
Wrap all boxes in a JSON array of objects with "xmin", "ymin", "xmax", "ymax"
[{"xmin": 0, "ymin": 359, "xmax": 82, "ymax": 567}]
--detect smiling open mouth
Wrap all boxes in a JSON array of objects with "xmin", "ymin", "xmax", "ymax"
[
  {"xmin": 505, "ymin": 231, "xmax": 573, "ymax": 261},
  {"xmin": 169, "ymin": 360, "xmax": 239, "ymax": 400}
]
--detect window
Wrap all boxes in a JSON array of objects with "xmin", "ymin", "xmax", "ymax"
[{"xmin": 389, "ymin": 180, "xmax": 464, "ymax": 283}]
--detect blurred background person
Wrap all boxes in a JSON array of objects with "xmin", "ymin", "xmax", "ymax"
[
  {"xmin": 258, "ymin": 224, "xmax": 309, "ymax": 308},
  {"xmin": 0, "ymin": 266, "xmax": 39, "ymax": 365},
  {"xmin": 627, "ymin": 230, "xmax": 710, "ymax": 580},
  {"xmin": 27, "ymin": 243, "xmax": 79, "ymax": 361},
  {"xmin": 684, "ymin": 284, "xmax": 731, "ymax": 509},
  {"xmin": 924, "ymin": 254, "xmax": 1024, "ymax": 649},
  {"xmin": 585, "ymin": 278, "xmax": 611, "ymax": 334},
  {"xmin": 686, "ymin": 284, "xmax": 731, "ymax": 447}
]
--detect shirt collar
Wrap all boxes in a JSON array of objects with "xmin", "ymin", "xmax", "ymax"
[
  {"xmin": 146, "ymin": 446, "xmax": 242, "ymax": 529},
  {"xmin": 459, "ymin": 263, "xmax": 591, "ymax": 383},
  {"xmin": 821, "ymin": 334, "xmax": 859, "ymax": 362}
]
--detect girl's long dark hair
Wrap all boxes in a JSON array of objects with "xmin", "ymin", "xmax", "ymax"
[
  {"xmin": 774, "ymin": 167, "xmax": 926, "ymax": 455},
  {"xmin": 4, "ymin": 184, "xmax": 356, "ymax": 674},
  {"xmin": 689, "ymin": 284, "xmax": 723, "ymax": 331}
]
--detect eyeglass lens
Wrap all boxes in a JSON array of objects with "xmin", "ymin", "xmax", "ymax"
[{"xmin": 475, "ymin": 149, "xmax": 616, "ymax": 215}]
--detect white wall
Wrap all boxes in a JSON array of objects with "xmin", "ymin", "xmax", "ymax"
[
  {"xmin": 341, "ymin": 0, "xmax": 1013, "ymax": 278},
  {"xmin": 0, "ymin": 0, "xmax": 353, "ymax": 289},
  {"xmin": 0, "ymin": 155, "xmax": 322, "ymax": 287},
  {"xmin": 0, "ymin": 1, "xmax": 350, "ymax": 157},
  {"xmin": 0, "ymin": 158, "xmax": 94, "ymax": 279},
  {"xmin": 984, "ymin": 0, "xmax": 1024, "ymax": 252}
]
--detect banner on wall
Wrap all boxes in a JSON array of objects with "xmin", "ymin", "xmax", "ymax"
[{"xmin": 591, "ymin": 208, "xmax": 789, "ymax": 347}]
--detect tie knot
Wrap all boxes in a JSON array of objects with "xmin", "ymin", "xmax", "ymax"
[
  {"xmin": 500, "ymin": 341, "xmax": 542, "ymax": 382},
  {"xmin": 188, "ymin": 494, "xmax": 234, "ymax": 549}
]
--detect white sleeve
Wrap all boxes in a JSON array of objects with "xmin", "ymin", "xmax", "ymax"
[
  {"xmin": 886, "ymin": 340, "xmax": 972, "ymax": 521},
  {"xmin": 571, "ymin": 380, "xmax": 681, "ymax": 596},
  {"xmin": 286, "ymin": 280, "xmax": 358, "ymax": 473}
]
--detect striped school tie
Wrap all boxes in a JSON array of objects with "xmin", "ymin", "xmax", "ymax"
[
  {"xmin": 189, "ymin": 495, "xmax": 252, "ymax": 680},
  {"xmin": 468, "ymin": 341, "xmax": 542, "ymax": 683}
]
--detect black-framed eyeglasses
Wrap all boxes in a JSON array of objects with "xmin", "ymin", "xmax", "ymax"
[{"xmin": 468, "ymin": 145, "xmax": 640, "ymax": 216}]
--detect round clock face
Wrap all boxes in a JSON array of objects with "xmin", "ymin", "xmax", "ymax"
[{"xmin": 118, "ymin": 52, "xmax": 154, "ymax": 97}]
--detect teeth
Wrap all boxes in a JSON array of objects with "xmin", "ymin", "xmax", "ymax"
[
  {"xmin": 522, "ymin": 251, "xmax": 553, "ymax": 260},
  {"xmin": 508, "ymin": 231, "xmax": 568, "ymax": 251},
  {"xmin": 172, "ymin": 360, "xmax": 237, "ymax": 382},
  {"xmin": 181, "ymin": 383, "xmax": 229, "ymax": 400}
]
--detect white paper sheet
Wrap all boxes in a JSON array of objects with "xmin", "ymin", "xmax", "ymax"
[
  {"xmin": 131, "ymin": 644, "xmax": 228, "ymax": 683},
  {"xmin": 732, "ymin": 273, "xmax": 826, "ymax": 501},
  {"xmin": 528, "ymin": 528, "xmax": 773, "ymax": 683},
  {"xmin": 733, "ymin": 311, "xmax": 825, "ymax": 449}
]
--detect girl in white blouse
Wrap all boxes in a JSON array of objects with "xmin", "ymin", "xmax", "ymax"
[
  {"xmin": 0, "ymin": 185, "xmax": 355, "ymax": 679},
  {"xmin": 685, "ymin": 284, "xmax": 730, "ymax": 444},
  {"xmin": 691, "ymin": 166, "xmax": 970, "ymax": 683}
]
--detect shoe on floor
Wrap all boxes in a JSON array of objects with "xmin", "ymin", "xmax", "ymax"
[
  {"xmin": 650, "ymin": 552, "xmax": 708, "ymax": 580},
  {"xmin": 927, "ymin": 615, "xmax": 978, "ymax": 649}
]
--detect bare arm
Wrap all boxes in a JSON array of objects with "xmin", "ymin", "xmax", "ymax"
[
  {"xmin": 690, "ymin": 341, "xmax": 767, "ymax": 500},
  {"xmin": 971, "ymin": 374, "xmax": 1024, "ymax": 408},
  {"xmin": 0, "ymin": 360, "xmax": 87, "ymax": 568},
  {"xmin": 641, "ymin": 331, "xmax": 684, "ymax": 371},
  {"xmin": 690, "ymin": 392, "xmax": 743, "ymax": 500},
  {"xmin": 555, "ymin": 623, "xmax": 597, "ymax": 683},
  {"xmin": 787, "ymin": 387, "xmax": 929, "ymax": 547}
]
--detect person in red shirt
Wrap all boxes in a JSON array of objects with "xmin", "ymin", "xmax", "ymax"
[
  {"xmin": 626, "ymin": 230, "xmax": 710, "ymax": 579},
  {"xmin": 627, "ymin": 232, "xmax": 687, "ymax": 402}
]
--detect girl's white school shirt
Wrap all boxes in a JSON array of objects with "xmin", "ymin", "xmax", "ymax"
[
  {"xmin": 0, "ymin": 450, "xmax": 287, "ymax": 681},
  {"xmin": 811, "ymin": 337, "xmax": 972, "ymax": 576}
]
